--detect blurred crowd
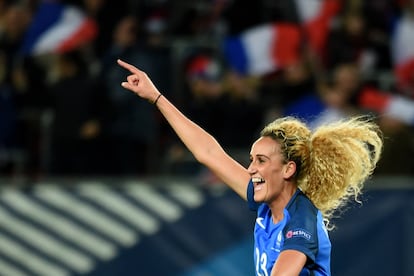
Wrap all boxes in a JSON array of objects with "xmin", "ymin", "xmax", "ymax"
[{"xmin": 0, "ymin": 0, "xmax": 413, "ymax": 181}]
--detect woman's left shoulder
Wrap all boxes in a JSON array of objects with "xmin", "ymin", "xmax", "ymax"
[{"xmin": 287, "ymin": 189, "xmax": 318, "ymax": 217}]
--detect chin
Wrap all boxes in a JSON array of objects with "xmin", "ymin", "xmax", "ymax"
[{"xmin": 254, "ymin": 194, "xmax": 265, "ymax": 203}]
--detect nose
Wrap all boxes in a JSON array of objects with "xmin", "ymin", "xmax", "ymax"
[{"xmin": 247, "ymin": 162, "xmax": 256, "ymax": 175}]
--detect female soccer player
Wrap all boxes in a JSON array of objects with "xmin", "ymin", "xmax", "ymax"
[{"xmin": 117, "ymin": 59, "xmax": 383, "ymax": 276}]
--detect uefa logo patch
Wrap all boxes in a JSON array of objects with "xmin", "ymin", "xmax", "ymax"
[{"xmin": 286, "ymin": 229, "xmax": 312, "ymax": 240}]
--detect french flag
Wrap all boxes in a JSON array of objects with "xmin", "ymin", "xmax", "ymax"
[
  {"xmin": 294, "ymin": 0, "xmax": 341, "ymax": 55},
  {"xmin": 359, "ymin": 87, "xmax": 414, "ymax": 126},
  {"xmin": 391, "ymin": 14, "xmax": 414, "ymax": 95},
  {"xmin": 223, "ymin": 23, "xmax": 302, "ymax": 76},
  {"xmin": 20, "ymin": 1, "xmax": 98, "ymax": 56}
]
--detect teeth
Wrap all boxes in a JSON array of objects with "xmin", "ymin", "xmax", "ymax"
[{"xmin": 252, "ymin": 177, "xmax": 265, "ymax": 183}]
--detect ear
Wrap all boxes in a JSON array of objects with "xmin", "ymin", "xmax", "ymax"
[{"xmin": 283, "ymin": 161, "xmax": 297, "ymax": 179}]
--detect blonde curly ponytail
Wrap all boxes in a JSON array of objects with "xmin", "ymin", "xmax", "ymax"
[
  {"xmin": 261, "ymin": 116, "xmax": 383, "ymax": 227},
  {"xmin": 302, "ymin": 116, "xmax": 383, "ymax": 221}
]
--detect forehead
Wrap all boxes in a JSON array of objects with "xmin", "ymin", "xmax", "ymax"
[{"xmin": 250, "ymin": 136, "xmax": 281, "ymax": 156}]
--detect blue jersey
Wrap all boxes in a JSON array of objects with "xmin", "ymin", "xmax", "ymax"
[{"xmin": 247, "ymin": 180, "xmax": 331, "ymax": 276}]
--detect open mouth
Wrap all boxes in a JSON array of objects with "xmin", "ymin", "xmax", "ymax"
[{"xmin": 252, "ymin": 177, "xmax": 265, "ymax": 192}]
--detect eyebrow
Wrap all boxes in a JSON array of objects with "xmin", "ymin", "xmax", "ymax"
[{"xmin": 250, "ymin": 154, "xmax": 270, "ymax": 160}]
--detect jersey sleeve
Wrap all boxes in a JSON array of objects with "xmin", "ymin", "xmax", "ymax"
[{"xmin": 282, "ymin": 195, "xmax": 319, "ymax": 263}]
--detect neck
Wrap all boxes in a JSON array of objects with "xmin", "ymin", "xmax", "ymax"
[{"xmin": 268, "ymin": 184, "xmax": 297, "ymax": 224}]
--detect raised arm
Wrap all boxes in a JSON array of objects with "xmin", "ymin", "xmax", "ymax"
[{"xmin": 117, "ymin": 59, "xmax": 251, "ymax": 199}]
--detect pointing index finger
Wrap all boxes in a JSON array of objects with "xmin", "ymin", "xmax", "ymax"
[{"xmin": 117, "ymin": 59, "xmax": 139, "ymax": 74}]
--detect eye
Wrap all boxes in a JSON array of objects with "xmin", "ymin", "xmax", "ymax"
[{"xmin": 249, "ymin": 156, "xmax": 267, "ymax": 165}]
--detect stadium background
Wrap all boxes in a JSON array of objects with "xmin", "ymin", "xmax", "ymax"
[{"xmin": 0, "ymin": 0, "xmax": 413, "ymax": 275}]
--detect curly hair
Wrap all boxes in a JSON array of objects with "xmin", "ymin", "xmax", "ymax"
[{"xmin": 260, "ymin": 116, "xmax": 383, "ymax": 226}]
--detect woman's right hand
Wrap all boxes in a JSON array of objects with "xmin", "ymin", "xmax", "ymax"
[{"xmin": 117, "ymin": 59, "xmax": 161, "ymax": 103}]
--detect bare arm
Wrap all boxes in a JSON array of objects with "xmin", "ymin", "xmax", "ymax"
[
  {"xmin": 117, "ymin": 59, "xmax": 251, "ymax": 199},
  {"xmin": 271, "ymin": 250, "xmax": 307, "ymax": 276}
]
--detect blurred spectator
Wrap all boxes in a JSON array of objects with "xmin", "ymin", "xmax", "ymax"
[
  {"xmin": 46, "ymin": 50, "xmax": 107, "ymax": 175},
  {"xmin": 100, "ymin": 14, "xmax": 171, "ymax": 175},
  {"xmin": 0, "ymin": 2, "xmax": 31, "ymax": 64},
  {"xmin": 261, "ymin": 58, "xmax": 318, "ymax": 123},
  {"xmin": 360, "ymin": 0, "xmax": 395, "ymax": 70},
  {"xmin": 80, "ymin": 0, "xmax": 128, "ymax": 59},
  {"xmin": 324, "ymin": 11, "xmax": 377, "ymax": 76},
  {"xmin": 163, "ymin": 52, "xmax": 227, "ymax": 175},
  {"xmin": 0, "ymin": 2, "xmax": 41, "ymax": 177},
  {"xmin": 0, "ymin": 1, "xmax": 33, "ymax": 102},
  {"xmin": 6, "ymin": 55, "xmax": 49, "ymax": 178},
  {"xmin": 169, "ymin": 0, "xmax": 230, "ymax": 40},
  {"xmin": 284, "ymin": 62, "xmax": 362, "ymax": 129},
  {"xmin": 221, "ymin": 69, "xmax": 263, "ymax": 149},
  {"xmin": 183, "ymin": 52, "xmax": 235, "ymax": 143}
]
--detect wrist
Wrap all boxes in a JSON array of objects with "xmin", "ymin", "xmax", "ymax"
[{"xmin": 152, "ymin": 93, "xmax": 162, "ymax": 105}]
